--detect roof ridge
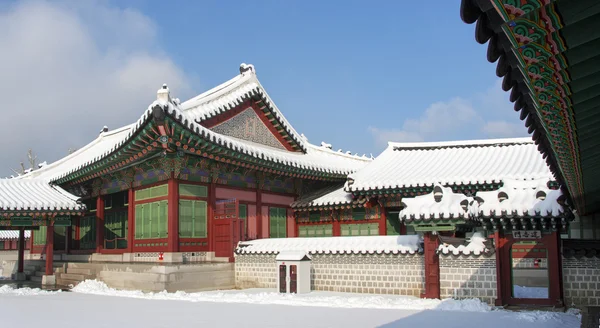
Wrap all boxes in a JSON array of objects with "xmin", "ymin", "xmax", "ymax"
[
  {"xmin": 389, "ymin": 137, "xmax": 534, "ymax": 150},
  {"xmin": 180, "ymin": 71, "xmax": 251, "ymax": 111},
  {"xmin": 306, "ymin": 142, "xmax": 373, "ymax": 162}
]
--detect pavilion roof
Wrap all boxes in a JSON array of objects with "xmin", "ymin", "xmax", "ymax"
[
  {"xmin": 19, "ymin": 68, "xmax": 370, "ymax": 183},
  {"xmin": 290, "ymin": 184, "xmax": 354, "ymax": 211},
  {"xmin": 345, "ymin": 138, "xmax": 555, "ymax": 194},
  {"xmin": 0, "ymin": 179, "xmax": 84, "ymax": 213}
]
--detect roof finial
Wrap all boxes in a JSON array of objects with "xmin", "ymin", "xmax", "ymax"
[
  {"xmin": 157, "ymin": 84, "xmax": 170, "ymax": 105},
  {"xmin": 239, "ymin": 63, "xmax": 255, "ymax": 74},
  {"xmin": 100, "ymin": 126, "xmax": 108, "ymax": 134}
]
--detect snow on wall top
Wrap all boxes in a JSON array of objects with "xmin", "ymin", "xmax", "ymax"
[
  {"xmin": 0, "ymin": 230, "xmax": 31, "ymax": 240},
  {"xmin": 399, "ymin": 185, "xmax": 470, "ymax": 221},
  {"xmin": 438, "ymin": 232, "xmax": 490, "ymax": 256},
  {"xmin": 345, "ymin": 138, "xmax": 554, "ymax": 192},
  {"xmin": 470, "ymin": 179, "xmax": 565, "ymax": 219},
  {"xmin": 181, "ymin": 63, "xmax": 307, "ymax": 152},
  {"xmin": 291, "ymin": 184, "xmax": 353, "ymax": 209},
  {"xmin": 236, "ymin": 235, "xmax": 422, "ymax": 255},
  {"xmin": 0, "ymin": 179, "xmax": 84, "ymax": 211}
]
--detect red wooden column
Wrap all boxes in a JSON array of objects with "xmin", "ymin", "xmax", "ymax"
[
  {"xmin": 208, "ymin": 182, "xmax": 216, "ymax": 251},
  {"xmin": 17, "ymin": 228, "xmax": 25, "ymax": 274},
  {"xmin": 546, "ymin": 231, "xmax": 563, "ymax": 307},
  {"xmin": 167, "ymin": 177, "xmax": 180, "ymax": 252},
  {"xmin": 379, "ymin": 206, "xmax": 387, "ymax": 235},
  {"xmin": 95, "ymin": 196, "xmax": 105, "ymax": 253},
  {"xmin": 127, "ymin": 188, "xmax": 135, "ymax": 253},
  {"xmin": 333, "ymin": 216, "xmax": 341, "ymax": 237},
  {"xmin": 45, "ymin": 224, "xmax": 54, "ymax": 275},
  {"xmin": 256, "ymin": 189, "xmax": 262, "ymax": 239},
  {"xmin": 422, "ymin": 232, "xmax": 441, "ymax": 299},
  {"xmin": 493, "ymin": 230, "xmax": 507, "ymax": 306}
]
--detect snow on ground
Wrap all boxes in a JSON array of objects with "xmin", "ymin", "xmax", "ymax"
[
  {"xmin": 0, "ymin": 281, "xmax": 581, "ymax": 328},
  {"xmin": 513, "ymin": 285, "xmax": 549, "ymax": 299}
]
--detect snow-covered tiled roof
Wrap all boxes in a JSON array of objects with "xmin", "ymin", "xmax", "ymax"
[
  {"xmin": 0, "ymin": 230, "xmax": 31, "ymax": 240},
  {"xmin": 470, "ymin": 179, "xmax": 565, "ymax": 219},
  {"xmin": 18, "ymin": 124, "xmax": 135, "ymax": 181},
  {"xmin": 236, "ymin": 235, "xmax": 422, "ymax": 255},
  {"xmin": 19, "ymin": 75, "xmax": 370, "ymax": 183},
  {"xmin": 438, "ymin": 232, "xmax": 491, "ymax": 256},
  {"xmin": 181, "ymin": 63, "xmax": 306, "ymax": 152},
  {"xmin": 399, "ymin": 185, "xmax": 470, "ymax": 221},
  {"xmin": 291, "ymin": 185, "xmax": 354, "ymax": 210},
  {"xmin": 345, "ymin": 138, "xmax": 554, "ymax": 192},
  {"xmin": 0, "ymin": 179, "xmax": 84, "ymax": 212}
]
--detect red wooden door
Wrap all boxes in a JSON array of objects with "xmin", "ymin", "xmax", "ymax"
[
  {"xmin": 279, "ymin": 265, "xmax": 287, "ymax": 293},
  {"xmin": 290, "ymin": 265, "xmax": 297, "ymax": 293},
  {"xmin": 422, "ymin": 232, "xmax": 440, "ymax": 299},
  {"xmin": 214, "ymin": 219, "xmax": 233, "ymax": 258}
]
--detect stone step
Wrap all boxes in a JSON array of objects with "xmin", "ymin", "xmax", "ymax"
[
  {"xmin": 66, "ymin": 268, "xmax": 93, "ymax": 275},
  {"xmin": 54, "ymin": 267, "xmax": 65, "ymax": 274},
  {"xmin": 35, "ymin": 271, "xmax": 45, "ymax": 277},
  {"xmin": 30, "ymin": 276, "xmax": 42, "ymax": 282},
  {"xmin": 59, "ymin": 273, "xmax": 90, "ymax": 281},
  {"xmin": 24, "ymin": 265, "xmax": 40, "ymax": 271}
]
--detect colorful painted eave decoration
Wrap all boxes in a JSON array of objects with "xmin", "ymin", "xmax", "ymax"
[
  {"xmin": 460, "ymin": 0, "xmax": 584, "ymax": 212},
  {"xmin": 55, "ymin": 105, "xmax": 349, "ymax": 186}
]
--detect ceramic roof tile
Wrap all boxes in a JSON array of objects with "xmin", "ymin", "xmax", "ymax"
[
  {"xmin": 0, "ymin": 179, "xmax": 84, "ymax": 212},
  {"xmin": 345, "ymin": 138, "xmax": 554, "ymax": 192},
  {"xmin": 437, "ymin": 232, "xmax": 492, "ymax": 256},
  {"xmin": 236, "ymin": 235, "xmax": 422, "ymax": 255},
  {"xmin": 0, "ymin": 230, "xmax": 31, "ymax": 240},
  {"xmin": 399, "ymin": 185, "xmax": 470, "ymax": 221},
  {"xmin": 291, "ymin": 184, "xmax": 353, "ymax": 209}
]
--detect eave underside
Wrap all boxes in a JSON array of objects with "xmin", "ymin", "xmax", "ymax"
[{"xmin": 460, "ymin": 0, "xmax": 600, "ymax": 215}]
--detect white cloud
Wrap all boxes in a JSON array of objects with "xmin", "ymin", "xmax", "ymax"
[
  {"xmin": 369, "ymin": 80, "xmax": 527, "ymax": 148},
  {"xmin": 0, "ymin": 1, "xmax": 195, "ymax": 176}
]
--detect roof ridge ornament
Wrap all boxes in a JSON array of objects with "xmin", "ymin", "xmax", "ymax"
[
  {"xmin": 239, "ymin": 63, "xmax": 255, "ymax": 75},
  {"xmin": 157, "ymin": 84, "xmax": 170, "ymax": 105}
]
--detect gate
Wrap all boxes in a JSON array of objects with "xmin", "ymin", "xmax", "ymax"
[{"xmin": 213, "ymin": 199, "xmax": 245, "ymax": 261}]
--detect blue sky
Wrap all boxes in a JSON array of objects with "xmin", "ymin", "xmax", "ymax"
[{"xmin": 0, "ymin": 0, "xmax": 526, "ymax": 174}]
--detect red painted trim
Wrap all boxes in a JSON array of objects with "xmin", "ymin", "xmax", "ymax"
[
  {"xmin": 134, "ymin": 196, "xmax": 169, "ymax": 204},
  {"xmin": 45, "ymin": 225, "xmax": 54, "ymax": 275},
  {"xmin": 95, "ymin": 196, "xmax": 105, "ymax": 253},
  {"xmin": 75, "ymin": 217, "xmax": 81, "ymax": 250},
  {"xmin": 127, "ymin": 188, "xmax": 135, "ymax": 253},
  {"xmin": 180, "ymin": 195, "xmax": 209, "ymax": 201},
  {"xmin": 379, "ymin": 206, "xmax": 387, "ymax": 235},
  {"xmin": 179, "ymin": 238, "xmax": 209, "ymax": 252},
  {"xmin": 256, "ymin": 189, "xmax": 262, "ymax": 239},
  {"xmin": 208, "ymin": 182, "xmax": 216, "ymax": 251},
  {"xmin": 99, "ymin": 248, "xmax": 127, "ymax": 255},
  {"xmin": 332, "ymin": 218, "xmax": 341, "ymax": 236},
  {"xmin": 167, "ymin": 177, "xmax": 179, "ymax": 252},
  {"xmin": 494, "ymin": 231, "xmax": 507, "ymax": 306}
]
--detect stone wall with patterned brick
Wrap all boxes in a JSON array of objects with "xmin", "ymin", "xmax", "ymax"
[
  {"xmin": 235, "ymin": 254, "xmax": 278, "ymax": 289},
  {"xmin": 562, "ymin": 257, "xmax": 600, "ymax": 307},
  {"xmin": 234, "ymin": 253, "xmax": 425, "ymax": 296},
  {"xmin": 439, "ymin": 254, "xmax": 497, "ymax": 304}
]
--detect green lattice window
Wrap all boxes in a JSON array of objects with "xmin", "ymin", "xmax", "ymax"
[
  {"xmin": 239, "ymin": 204, "xmax": 248, "ymax": 236},
  {"xmin": 0, "ymin": 241, "xmax": 4, "ymax": 250},
  {"xmin": 269, "ymin": 207, "xmax": 287, "ymax": 238},
  {"xmin": 105, "ymin": 211, "xmax": 128, "ymax": 249},
  {"xmin": 135, "ymin": 200, "xmax": 168, "ymax": 239},
  {"xmin": 298, "ymin": 224, "xmax": 333, "ymax": 237},
  {"xmin": 135, "ymin": 184, "xmax": 168, "ymax": 201},
  {"xmin": 179, "ymin": 184, "xmax": 208, "ymax": 198},
  {"xmin": 79, "ymin": 216, "xmax": 96, "ymax": 249},
  {"xmin": 33, "ymin": 226, "xmax": 47, "ymax": 245},
  {"xmin": 341, "ymin": 223, "xmax": 379, "ymax": 236},
  {"xmin": 179, "ymin": 200, "xmax": 207, "ymax": 238}
]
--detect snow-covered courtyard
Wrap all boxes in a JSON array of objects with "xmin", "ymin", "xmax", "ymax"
[{"xmin": 0, "ymin": 281, "xmax": 581, "ymax": 328}]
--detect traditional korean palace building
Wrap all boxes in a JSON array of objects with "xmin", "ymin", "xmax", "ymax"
[{"xmin": 0, "ymin": 62, "xmax": 598, "ymax": 308}]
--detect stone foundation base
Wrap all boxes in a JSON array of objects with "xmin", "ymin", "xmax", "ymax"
[
  {"xmin": 42, "ymin": 275, "xmax": 56, "ymax": 286},
  {"xmin": 14, "ymin": 272, "xmax": 27, "ymax": 281}
]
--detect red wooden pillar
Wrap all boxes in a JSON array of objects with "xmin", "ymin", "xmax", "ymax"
[
  {"xmin": 422, "ymin": 232, "xmax": 440, "ymax": 299},
  {"xmin": 379, "ymin": 206, "xmax": 387, "ymax": 235},
  {"xmin": 167, "ymin": 177, "xmax": 180, "ymax": 252},
  {"xmin": 287, "ymin": 208, "xmax": 296, "ymax": 238},
  {"xmin": 256, "ymin": 189, "xmax": 262, "ymax": 239},
  {"xmin": 546, "ymin": 231, "xmax": 563, "ymax": 307},
  {"xmin": 493, "ymin": 230, "xmax": 507, "ymax": 306},
  {"xmin": 17, "ymin": 228, "xmax": 25, "ymax": 273},
  {"xmin": 95, "ymin": 196, "xmax": 105, "ymax": 253},
  {"xmin": 127, "ymin": 188, "xmax": 135, "ymax": 253},
  {"xmin": 333, "ymin": 218, "xmax": 341, "ymax": 237},
  {"xmin": 208, "ymin": 182, "xmax": 216, "ymax": 250},
  {"xmin": 45, "ymin": 224, "xmax": 54, "ymax": 275}
]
